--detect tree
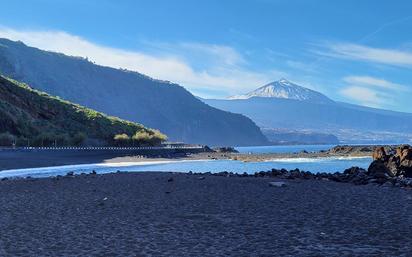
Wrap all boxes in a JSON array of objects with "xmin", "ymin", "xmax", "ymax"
[
  {"xmin": 72, "ymin": 132, "xmax": 87, "ymax": 146},
  {"xmin": 32, "ymin": 132, "xmax": 57, "ymax": 147},
  {"xmin": 0, "ymin": 132, "xmax": 15, "ymax": 147},
  {"xmin": 55, "ymin": 133, "xmax": 70, "ymax": 146},
  {"xmin": 16, "ymin": 136, "xmax": 29, "ymax": 147}
]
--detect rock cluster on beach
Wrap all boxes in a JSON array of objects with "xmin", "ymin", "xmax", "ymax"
[
  {"xmin": 190, "ymin": 145, "xmax": 412, "ymax": 188},
  {"xmin": 371, "ymin": 145, "xmax": 412, "ymax": 177}
]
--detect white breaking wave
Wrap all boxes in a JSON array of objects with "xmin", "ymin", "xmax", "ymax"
[
  {"xmin": 0, "ymin": 156, "xmax": 372, "ymax": 179},
  {"xmin": 265, "ymin": 156, "xmax": 372, "ymax": 163},
  {"xmin": 0, "ymin": 159, "xmax": 212, "ymax": 178}
]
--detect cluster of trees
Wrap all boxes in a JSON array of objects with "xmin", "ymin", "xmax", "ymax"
[
  {"xmin": 113, "ymin": 130, "xmax": 167, "ymax": 147},
  {"xmin": 0, "ymin": 132, "xmax": 87, "ymax": 147},
  {"xmin": 0, "ymin": 129, "xmax": 167, "ymax": 147}
]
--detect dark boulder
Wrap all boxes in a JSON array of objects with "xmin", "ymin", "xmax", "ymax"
[
  {"xmin": 386, "ymin": 156, "xmax": 400, "ymax": 177},
  {"xmin": 398, "ymin": 146, "xmax": 412, "ymax": 176},
  {"xmin": 367, "ymin": 160, "xmax": 391, "ymax": 179},
  {"xmin": 66, "ymin": 171, "xmax": 74, "ymax": 177},
  {"xmin": 341, "ymin": 167, "xmax": 368, "ymax": 183}
]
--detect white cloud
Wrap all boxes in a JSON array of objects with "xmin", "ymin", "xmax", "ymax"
[
  {"xmin": 340, "ymin": 86, "xmax": 386, "ymax": 108},
  {"xmin": 315, "ymin": 42, "xmax": 412, "ymax": 68},
  {"xmin": 0, "ymin": 27, "xmax": 284, "ymax": 98},
  {"xmin": 343, "ymin": 76, "xmax": 409, "ymax": 91},
  {"xmin": 339, "ymin": 75, "xmax": 406, "ymax": 108},
  {"xmin": 177, "ymin": 42, "xmax": 246, "ymax": 66}
]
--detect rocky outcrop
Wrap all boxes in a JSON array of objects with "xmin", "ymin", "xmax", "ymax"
[
  {"xmin": 327, "ymin": 145, "xmax": 395, "ymax": 156},
  {"xmin": 370, "ymin": 145, "xmax": 412, "ymax": 178},
  {"xmin": 213, "ymin": 147, "xmax": 239, "ymax": 153}
]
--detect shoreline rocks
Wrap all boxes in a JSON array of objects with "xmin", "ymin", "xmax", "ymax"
[
  {"xmin": 188, "ymin": 166, "xmax": 412, "ymax": 188},
  {"xmin": 189, "ymin": 145, "xmax": 412, "ymax": 189},
  {"xmin": 212, "ymin": 147, "xmax": 239, "ymax": 153}
]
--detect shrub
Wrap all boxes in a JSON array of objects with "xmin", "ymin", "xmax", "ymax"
[
  {"xmin": 132, "ymin": 129, "xmax": 167, "ymax": 146},
  {"xmin": 152, "ymin": 129, "xmax": 168, "ymax": 142},
  {"xmin": 132, "ymin": 131, "xmax": 151, "ymax": 145},
  {"xmin": 113, "ymin": 133, "xmax": 130, "ymax": 146}
]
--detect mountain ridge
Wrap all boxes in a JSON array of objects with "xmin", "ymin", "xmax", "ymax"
[{"xmin": 0, "ymin": 38, "xmax": 268, "ymax": 146}]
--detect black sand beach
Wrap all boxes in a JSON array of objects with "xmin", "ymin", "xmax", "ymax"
[{"xmin": 1, "ymin": 172, "xmax": 411, "ymax": 256}]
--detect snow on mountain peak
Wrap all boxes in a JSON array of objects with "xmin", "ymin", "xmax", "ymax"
[{"xmin": 228, "ymin": 79, "xmax": 333, "ymax": 104}]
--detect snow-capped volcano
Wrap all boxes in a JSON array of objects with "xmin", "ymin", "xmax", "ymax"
[{"xmin": 228, "ymin": 79, "xmax": 334, "ymax": 104}]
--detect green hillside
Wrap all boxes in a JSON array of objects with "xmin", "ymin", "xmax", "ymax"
[{"xmin": 0, "ymin": 76, "xmax": 167, "ymax": 147}]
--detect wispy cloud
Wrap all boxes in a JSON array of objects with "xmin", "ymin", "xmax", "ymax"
[
  {"xmin": 343, "ymin": 76, "xmax": 409, "ymax": 91},
  {"xmin": 340, "ymin": 86, "xmax": 387, "ymax": 108},
  {"xmin": 339, "ymin": 75, "xmax": 406, "ymax": 108},
  {"xmin": 315, "ymin": 42, "xmax": 412, "ymax": 68},
  {"xmin": 0, "ymin": 27, "xmax": 284, "ymax": 97}
]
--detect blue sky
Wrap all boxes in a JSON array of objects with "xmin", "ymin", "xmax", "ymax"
[{"xmin": 1, "ymin": 0, "xmax": 412, "ymax": 112}]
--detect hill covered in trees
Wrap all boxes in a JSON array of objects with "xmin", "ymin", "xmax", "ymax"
[{"xmin": 0, "ymin": 76, "xmax": 166, "ymax": 147}]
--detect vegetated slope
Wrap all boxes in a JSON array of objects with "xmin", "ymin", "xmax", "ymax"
[
  {"xmin": 0, "ymin": 75, "xmax": 165, "ymax": 146},
  {"xmin": 0, "ymin": 38, "xmax": 268, "ymax": 146}
]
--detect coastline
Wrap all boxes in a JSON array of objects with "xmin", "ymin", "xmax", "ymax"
[{"xmin": 0, "ymin": 145, "xmax": 379, "ymax": 172}]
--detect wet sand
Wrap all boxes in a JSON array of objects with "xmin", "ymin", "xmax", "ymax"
[
  {"xmin": 0, "ymin": 172, "xmax": 411, "ymax": 256},
  {"xmin": 0, "ymin": 149, "xmax": 203, "ymax": 171}
]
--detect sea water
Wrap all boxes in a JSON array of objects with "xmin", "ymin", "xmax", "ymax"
[{"xmin": 0, "ymin": 156, "xmax": 372, "ymax": 179}]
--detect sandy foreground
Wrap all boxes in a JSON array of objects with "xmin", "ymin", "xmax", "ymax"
[{"xmin": 0, "ymin": 172, "xmax": 412, "ymax": 256}]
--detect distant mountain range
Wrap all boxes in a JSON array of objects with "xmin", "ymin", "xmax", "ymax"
[
  {"xmin": 229, "ymin": 79, "xmax": 334, "ymax": 104},
  {"xmin": 205, "ymin": 79, "xmax": 412, "ymax": 144},
  {"xmin": 0, "ymin": 38, "xmax": 268, "ymax": 146},
  {"xmin": 0, "ymin": 76, "xmax": 162, "ymax": 146}
]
